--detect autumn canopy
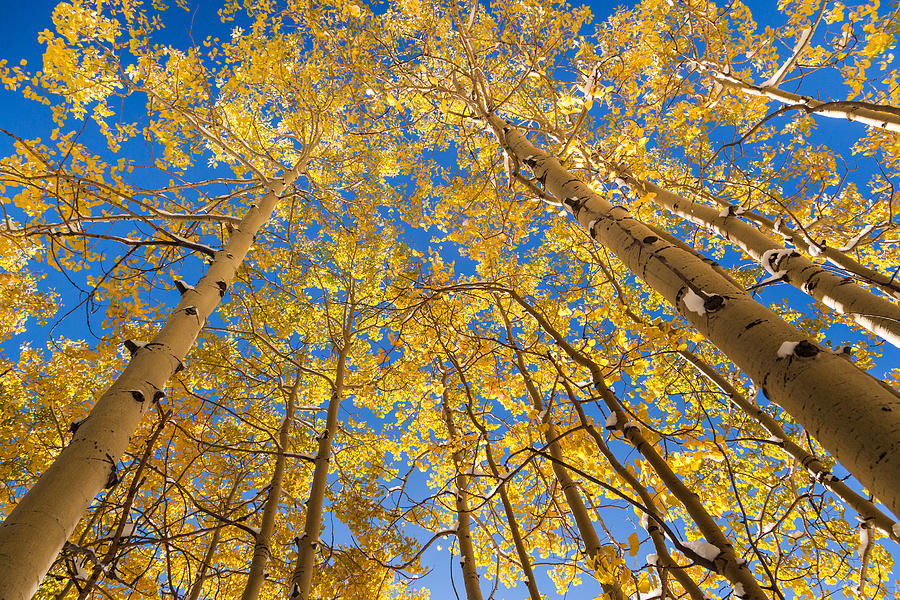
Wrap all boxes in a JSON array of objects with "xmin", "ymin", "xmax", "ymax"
[{"xmin": 0, "ymin": 0, "xmax": 899, "ymax": 598}]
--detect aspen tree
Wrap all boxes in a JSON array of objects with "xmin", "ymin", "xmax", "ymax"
[
  {"xmin": 285, "ymin": 218, "xmax": 415, "ymax": 598},
  {"xmin": 557, "ymin": 379, "xmax": 707, "ymax": 600},
  {"xmin": 690, "ymin": 62, "xmax": 900, "ymax": 134},
  {"xmin": 479, "ymin": 113, "xmax": 900, "ymax": 519},
  {"xmin": 500, "ymin": 291, "xmax": 774, "ymax": 599},
  {"xmin": 439, "ymin": 378, "xmax": 485, "ymax": 600},
  {"xmin": 423, "ymin": 7, "xmax": 891, "ymax": 524},
  {"xmin": 456, "ymin": 363, "xmax": 543, "ymax": 600},
  {"xmin": 186, "ymin": 481, "xmax": 243, "ymax": 600},
  {"xmin": 678, "ymin": 349, "xmax": 900, "ymax": 544},
  {"xmin": 287, "ymin": 337, "xmax": 350, "ymax": 600},
  {"xmin": 566, "ymin": 257, "xmax": 900, "ymax": 545},
  {"xmin": 0, "ymin": 156, "xmax": 308, "ymax": 599},
  {"xmin": 730, "ymin": 206, "xmax": 900, "ymax": 301},
  {"xmin": 493, "ymin": 290, "xmax": 773, "ymax": 597},
  {"xmin": 592, "ymin": 0, "xmax": 900, "ymax": 304},
  {"xmin": 495, "ymin": 302, "xmax": 626, "ymax": 600},
  {"xmin": 526, "ymin": 111, "xmax": 900, "ymax": 346},
  {"xmin": 5, "ymin": 0, "xmax": 900, "ymax": 596},
  {"xmin": 47, "ymin": 413, "xmax": 169, "ymax": 600},
  {"xmin": 242, "ymin": 374, "xmax": 301, "ymax": 600},
  {"xmin": 652, "ymin": 0, "xmax": 900, "ymax": 133},
  {"xmin": 618, "ymin": 175, "xmax": 900, "ymax": 347}
]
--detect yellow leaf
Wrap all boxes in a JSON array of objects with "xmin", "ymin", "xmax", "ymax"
[{"xmin": 628, "ymin": 532, "xmax": 640, "ymax": 557}]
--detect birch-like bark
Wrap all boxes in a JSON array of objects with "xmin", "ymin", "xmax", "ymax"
[
  {"xmin": 760, "ymin": 0, "xmax": 826, "ymax": 88},
  {"xmin": 440, "ymin": 384, "xmax": 485, "ymax": 600},
  {"xmin": 186, "ymin": 481, "xmax": 242, "ymax": 600},
  {"xmin": 505, "ymin": 295, "xmax": 772, "ymax": 599},
  {"xmin": 0, "ymin": 158, "xmax": 308, "ymax": 599},
  {"xmin": 619, "ymin": 175, "xmax": 900, "ymax": 347},
  {"xmin": 488, "ymin": 114, "xmax": 900, "ymax": 519},
  {"xmin": 693, "ymin": 62, "xmax": 900, "ymax": 134},
  {"xmin": 679, "ymin": 349, "xmax": 900, "ymax": 542},
  {"xmin": 735, "ymin": 207, "xmax": 900, "ymax": 300},
  {"xmin": 287, "ymin": 342, "xmax": 349, "ymax": 600},
  {"xmin": 552, "ymin": 91, "xmax": 900, "ymax": 306},
  {"xmin": 496, "ymin": 304, "xmax": 625, "ymax": 600},
  {"xmin": 242, "ymin": 374, "xmax": 301, "ymax": 600}
]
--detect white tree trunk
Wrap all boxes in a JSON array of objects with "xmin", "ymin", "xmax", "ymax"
[
  {"xmin": 489, "ymin": 115, "xmax": 900, "ymax": 518},
  {"xmin": 288, "ymin": 344, "xmax": 348, "ymax": 600},
  {"xmin": 0, "ymin": 160, "xmax": 307, "ymax": 599},
  {"xmin": 628, "ymin": 177, "xmax": 900, "ymax": 347},
  {"xmin": 242, "ymin": 374, "xmax": 300, "ymax": 600}
]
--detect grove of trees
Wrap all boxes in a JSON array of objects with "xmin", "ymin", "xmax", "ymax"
[{"xmin": 1, "ymin": 0, "xmax": 899, "ymax": 598}]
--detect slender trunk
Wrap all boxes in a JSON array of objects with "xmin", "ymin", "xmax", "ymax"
[
  {"xmin": 454, "ymin": 357, "xmax": 541, "ymax": 600},
  {"xmin": 559, "ymin": 107, "xmax": 900, "ymax": 306},
  {"xmin": 503, "ymin": 290, "xmax": 776, "ymax": 600},
  {"xmin": 488, "ymin": 114, "xmax": 900, "ymax": 519},
  {"xmin": 75, "ymin": 413, "xmax": 170, "ymax": 599},
  {"xmin": 736, "ymin": 208, "xmax": 900, "ymax": 301},
  {"xmin": 496, "ymin": 303, "xmax": 624, "ymax": 600},
  {"xmin": 187, "ymin": 481, "xmax": 242, "ymax": 600},
  {"xmin": 480, "ymin": 442, "xmax": 541, "ymax": 600},
  {"xmin": 440, "ymin": 384, "xmax": 485, "ymax": 600},
  {"xmin": 561, "ymin": 380, "xmax": 706, "ymax": 600},
  {"xmin": 242, "ymin": 374, "xmax": 301, "ymax": 600},
  {"xmin": 679, "ymin": 349, "xmax": 900, "ymax": 540},
  {"xmin": 287, "ymin": 344, "xmax": 349, "ymax": 600},
  {"xmin": 694, "ymin": 62, "xmax": 900, "ymax": 133},
  {"xmin": 0, "ymin": 159, "xmax": 308, "ymax": 599},
  {"xmin": 622, "ymin": 175, "xmax": 900, "ymax": 347}
]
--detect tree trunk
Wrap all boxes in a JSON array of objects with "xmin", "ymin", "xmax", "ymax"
[
  {"xmin": 287, "ymin": 344, "xmax": 349, "ymax": 600},
  {"xmin": 622, "ymin": 175, "xmax": 900, "ymax": 347},
  {"xmin": 504, "ymin": 293, "xmax": 771, "ymax": 599},
  {"xmin": 693, "ymin": 62, "xmax": 900, "ymax": 134},
  {"xmin": 440, "ymin": 383, "xmax": 485, "ymax": 600},
  {"xmin": 496, "ymin": 303, "xmax": 624, "ymax": 600},
  {"xmin": 457, "ymin": 370, "xmax": 542, "ymax": 600},
  {"xmin": 679, "ymin": 349, "xmax": 900, "ymax": 537},
  {"xmin": 187, "ymin": 480, "xmax": 242, "ymax": 600},
  {"xmin": 562, "ymin": 380, "xmax": 706, "ymax": 600},
  {"xmin": 74, "ymin": 413, "xmax": 169, "ymax": 599},
  {"xmin": 0, "ymin": 159, "xmax": 308, "ymax": 599},
  {"xmin": 489, "ymin": 114, "xmax": 900, "ymax": 519},
  {"xmin": 242, "ymin": 374, "xmax": 301, "ymax": 600},
  {"xmin": 734, "ymin": 207, "xmax": 900, "ymax": 301}
]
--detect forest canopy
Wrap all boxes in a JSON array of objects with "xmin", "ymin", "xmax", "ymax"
[{"xmin": 1, "ymin": 0, "xmax": 900, "ymax": 598}]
